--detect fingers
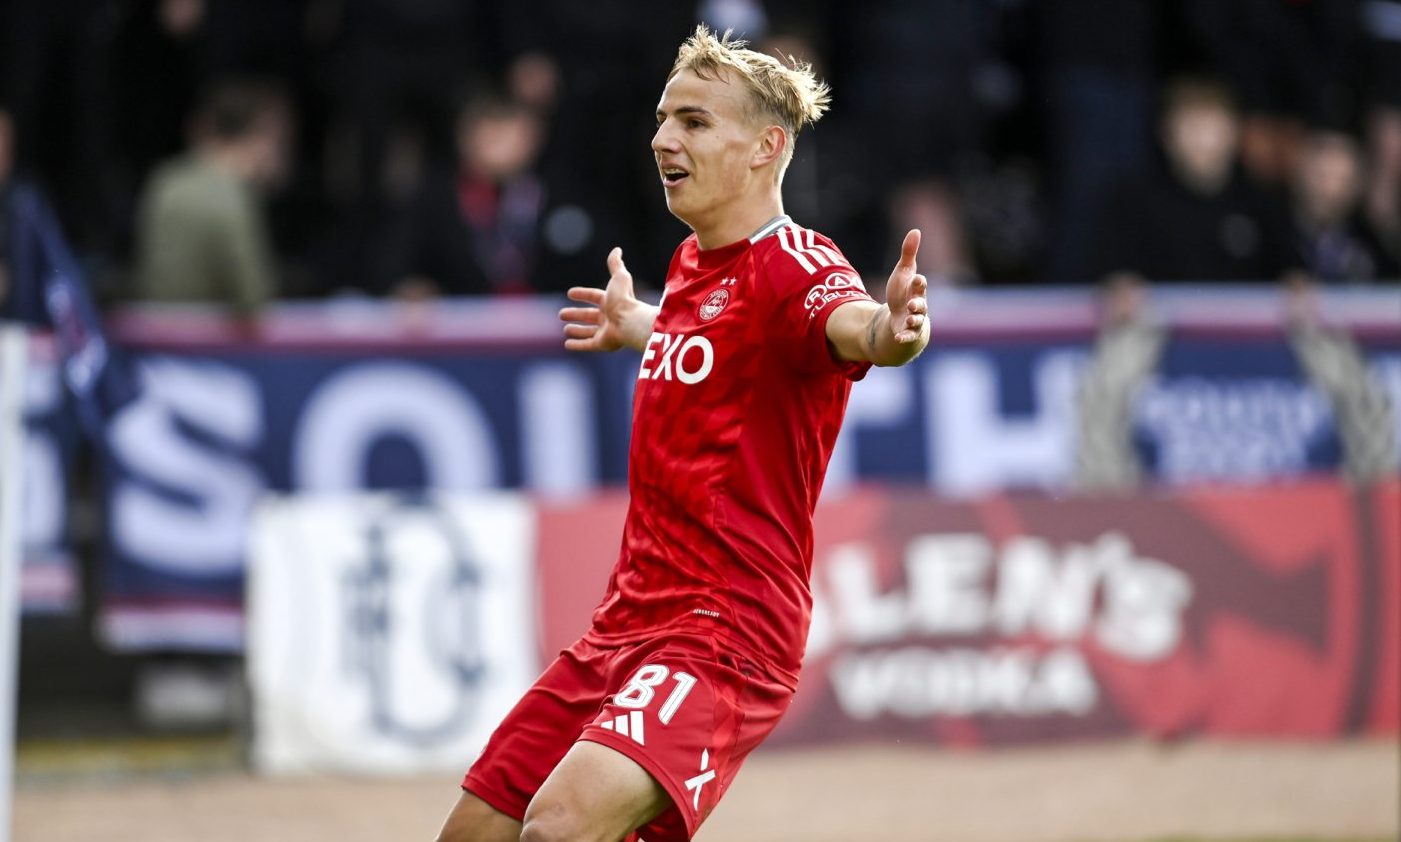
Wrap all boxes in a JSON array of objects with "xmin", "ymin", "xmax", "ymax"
[
  {"xmin": 893, "ymin": 315, "xmax": 925, "ymax": 343},
  {"xmin": 896, "ymin": 229, "xmax": 921, "ymax": 271},
  {"xmin": 566, "ymin": 286, "xmax": 605, "ymax": 306},
  {"xmin": 606, "ymin": 246, "xmax": 630, "ymax": 279},
  {"xmin": 893, "ymin": 317, "xmax": 925, "ymax": 343},
  {"xmin": 905, "ymin": 273, "xmax": 928, "ymax": 315},
  {"xmin": 561, "ymin": 246, "xmax": 631, "ymax": 353},
  {"xmin": 559, "ymin": 305, "xmax": 602, "ymax": 324},
  {"xmin": 894, "ymin": 273, "xmax": 928, "ymax": 343}
]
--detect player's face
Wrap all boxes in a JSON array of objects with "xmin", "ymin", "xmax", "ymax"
[{"xmin": 652, "ymin": 70, "xmax": 766, "ymax": 230}]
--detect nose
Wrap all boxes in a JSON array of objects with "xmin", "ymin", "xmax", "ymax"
[{"xmin": 652, "ymin": 120, "xmax": 679, "ymax": 156}]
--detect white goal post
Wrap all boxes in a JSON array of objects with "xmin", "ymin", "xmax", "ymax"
[{"xmin": 0, "ymin": 323, "xmax": 28, "ymax": 842}]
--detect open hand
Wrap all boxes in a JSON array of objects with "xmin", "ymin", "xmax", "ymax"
[
  {"xmin": 559, "ymin": 247, "xmax": 653, "ymax": 353},
  {"xmin": 885, "ymin": 229, "xmax": 928, "ymax": 344}
]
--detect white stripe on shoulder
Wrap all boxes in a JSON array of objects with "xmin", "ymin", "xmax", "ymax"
[
  {"xmin": 804, "ymin": 228, "xmax": 845, "ymax": 266},
  {"xmin": 749, "ymin": 214, "xmax": 792, "ymax": 243},
  {"xmin": 793, "ymin": 225, "xmax": 833, "ymax": 268},
  {"xmin": 776, "ymin": 224, "xmax": 818, "ymax": 273}
]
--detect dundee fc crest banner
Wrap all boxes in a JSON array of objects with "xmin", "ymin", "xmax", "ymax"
[{"xmin": 245, "ymin": 493, "xmax": 537, "ymax": 774}]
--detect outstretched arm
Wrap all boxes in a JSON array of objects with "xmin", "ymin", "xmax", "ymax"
[
  {"xmin": 825, "ymin": 229, "xmax": 930, "ymax": 366},
  {"xmin": 558, "ymin": 247, "xmax": 659, "ymax": 353}
]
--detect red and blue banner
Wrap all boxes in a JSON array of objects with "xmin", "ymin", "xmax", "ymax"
[
  {"xmin": 536, "ymin": 479, "xmax": 1400, "ymax": 743},
  {"xmin": 15, "ymin": 289, "xmax": 1395, "ymax": 647}
]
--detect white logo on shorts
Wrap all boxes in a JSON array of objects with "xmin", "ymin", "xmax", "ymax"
[
  {"xmin": 684, "ymin": 749, "xmax": 716, "ymax": 810},
  {"xmin": 598, "ymin": 710, "xmax": 646, "ymax": 746}
]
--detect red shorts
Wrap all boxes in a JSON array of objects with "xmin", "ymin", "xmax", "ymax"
[{"xmin": 462, "ymin": 633, "xmax": 794, "ymax": 841}]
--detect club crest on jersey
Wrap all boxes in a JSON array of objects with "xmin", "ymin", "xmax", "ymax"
[{"xmin": 698, "ymin": 287, "xmax": 730, "ymax": 321}]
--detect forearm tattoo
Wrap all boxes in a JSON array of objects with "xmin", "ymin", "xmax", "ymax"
[{"xmin": 867, "ymin": 309, "xmax": 881, "ymax": 351}]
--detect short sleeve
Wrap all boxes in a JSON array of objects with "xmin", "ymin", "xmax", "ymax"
[{"xmin": 778, "ymin": 265, "xmax": 874, "ymax": 380}]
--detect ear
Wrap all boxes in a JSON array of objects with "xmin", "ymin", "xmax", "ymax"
[{"xmin": 751, "ymin": 125, "xmax": 787, "ymax": 171}]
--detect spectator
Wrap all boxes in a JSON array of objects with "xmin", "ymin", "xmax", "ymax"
[
  {"xmin": 295, "ymin": 0, "xmax": 489, "ymax": 296},
  {"xmin": 107, "ymin": 0, "xmax": 311, "ymax": 239},
  {"xmin": 493, "ymin": 0, "xmax": 696, "ymax": 283},
  {"xmin": 782, "ymin": 0, "xmax": 1000, "ymax": 270},
  {"xmin": 319, "ymin": 0, "xmax": 488, "ymax": 209},
  {"xmin": 1181, "ymin": 0, "xmax": 1366, "ymax": 184},
  {"xmin": 1289, "ymin": 129, "xmax": 1398, "ymax": 282},
  {"xmin": 132, "ymin": 77, "xmax": 292, "ymax": 314},
  {"xmin": 1363, "ymin": 107, "xmax": 1401, "ymax": 269},
  {"xmin": 386, "ymin": 94, "xmax": 546, "ymax": 298},
  {"xmin": 1090, "ymin": 78, "xmax": 1302, "ymax": 283},
  {"xmin": 886, "ymin": 180, "xmax": 977, "ymax": 290}
]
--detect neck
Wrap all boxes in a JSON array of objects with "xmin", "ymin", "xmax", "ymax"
[{"xmin": 690, "ymin": 188, "xmax": 784, "ymax": 250}]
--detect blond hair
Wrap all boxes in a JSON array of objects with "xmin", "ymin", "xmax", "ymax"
[{"xmin": 670, "ymin": 24, "xmax": 831, "ymax": 178}]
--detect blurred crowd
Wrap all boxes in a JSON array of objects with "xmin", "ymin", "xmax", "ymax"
[{"xmin": 1, "ymin": 0, "xmax": 1399, "ymax": 316}]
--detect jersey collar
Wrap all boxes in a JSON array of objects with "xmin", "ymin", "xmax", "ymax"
[{"xmin": 748, "ymin": 214, "xmax": 792, "ymax": 243}]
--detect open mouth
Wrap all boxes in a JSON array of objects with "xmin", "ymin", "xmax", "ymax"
[{"xmin": 660, "ymin": 167, "xmax": 690, "ymax": 187}]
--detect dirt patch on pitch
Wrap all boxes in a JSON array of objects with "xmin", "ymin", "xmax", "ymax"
[{"xmin": 14, "ymin": 739, "xmax": 1398, "ymax": 841}]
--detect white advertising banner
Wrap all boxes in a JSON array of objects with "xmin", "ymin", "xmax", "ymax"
[{"xmin": 246, "ymin": 493, "xmax": 536, "ymax": 775}]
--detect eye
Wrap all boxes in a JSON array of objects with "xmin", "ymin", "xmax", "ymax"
[{"xmin": 687, "ymin": 119, "xmax": 705, "ymax": 129}]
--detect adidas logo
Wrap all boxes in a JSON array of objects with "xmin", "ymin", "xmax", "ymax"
[{"xmin": 598, "ymin": 711, "xmax": 646, "ymax": 746}]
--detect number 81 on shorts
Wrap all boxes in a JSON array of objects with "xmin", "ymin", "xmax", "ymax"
[{"xmin": 614, "ymin": 664, "xmax": 697, "ymax": 725}]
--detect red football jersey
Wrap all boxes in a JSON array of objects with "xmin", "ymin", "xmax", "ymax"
[{"xmin": 583, "ymin": 217, "xmax": 874, "ymax": 686}]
